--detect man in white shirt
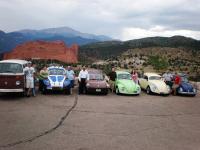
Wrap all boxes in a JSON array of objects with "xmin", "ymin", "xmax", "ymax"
[
  {"xmin": 24, "ymin": 62, "xmax": 35, "ymax": 97},
  {"xmin": 78, "ymin": 66, "xmax": 89, "ymax": 94}
]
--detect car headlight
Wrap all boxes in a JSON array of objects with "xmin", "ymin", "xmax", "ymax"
[
  {"xmin": 120, "ymin": 86, "xmax": 125, "ymax": 91},
  {"xmin": 106, "ymin": 83, "xmax": 110, "ymax": 88},
  {"xmin": 151, "ymin": 84, "xmax": 157, "ymax": 91},
  {"xmin": 167, "ymin": 85, "xmax": 171, "ymax": 91},
  {"xmin": 44, "ymin": 79, "xmax": 50, "ymax": 86},
  {"xmin": 63, "ymin": 80, "xmax": 70, "ymax": 86},
  {"xmin": 16, "ymin": 81, "xmax": 21, "ymax": 85},
  {"xmin": 179, "ymin": 87, "xmax": 183, "ymax": 92},
  {"xmin": 137, "ymin": 87, "xmax": 141, "ymax": 92}
]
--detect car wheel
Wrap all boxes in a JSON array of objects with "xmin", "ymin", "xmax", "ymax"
[
  {"xmin": 18, "ymin": 91, "xmax": 25, "ymax": 97},
  {"xmin": 42, "ymin": 87, "xmax": 47, "ymax": 95},
  {"xmin": 116, "ymin": 87, "xmax": 120, "ymax": 95},
  {"xmin": 146, "ymin": 86, "xmax": 152, "ymax": 95},
  {"xmin": 65, "ymin": 88, "xmax": 72, "ymax": 95},
  {"xmin": 103, "ymin": 90, "xmax": 108, "ymax": 95}
]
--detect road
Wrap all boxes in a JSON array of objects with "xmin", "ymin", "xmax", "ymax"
[{"xmin": 0, "ymin": 88, "xmax": 200, "ymax": 150}]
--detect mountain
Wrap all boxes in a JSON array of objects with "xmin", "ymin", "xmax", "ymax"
[
  {"xmin": 0, "ymin": 30, "xmax": 30, "ymax": 53},
  {"xmin": 16, "ymin": 27, "xmax": 112, "ymax": 41},
  {"xmin": 0, "ymin": 27, "xmax": 112, "ymax": 54},
  {"xmin": 79, "ymin": 36, "xmax": 200, "ymax": 62}
]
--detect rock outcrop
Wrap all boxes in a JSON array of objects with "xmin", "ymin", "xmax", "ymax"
[{"xmin": 3, "ymin": 40, "xmax": 78, "ymax": 63}]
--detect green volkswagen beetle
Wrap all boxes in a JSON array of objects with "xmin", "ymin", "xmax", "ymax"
[{"xmin": 115, "ymin": 71, "xmax": 141, "ymax": 95}]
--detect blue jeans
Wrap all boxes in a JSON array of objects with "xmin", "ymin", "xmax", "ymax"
[{"xmin": 70, "ymin": 80, "xmax": 74, "ymax": 88}]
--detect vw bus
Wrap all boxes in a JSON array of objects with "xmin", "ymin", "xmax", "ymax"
[{"xmin": 0, "ymin": 59, "xmax": 29, "ymax": 95}]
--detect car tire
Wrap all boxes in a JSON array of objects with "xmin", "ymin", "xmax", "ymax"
[
  {"xmin": 116, "ymin": 87, "xmax": 120, "ymax": 95},
  {"xmin": 19, "ymin": 91, "xmax": 25, "ymax": 97},
  {"xmin": 65, "ymin": 88, "xmax": 72, "ymax": 95},
  {"xmin": 146, "ymin": 86, "xmax": 152, "ymax": 95},
  {"xmin": 42, "ymin": 87, "xmax": 47, "ymax": 95},
  {"xmin": 103, "ymin": 90, "xmax": 108, "ymax": 95}
]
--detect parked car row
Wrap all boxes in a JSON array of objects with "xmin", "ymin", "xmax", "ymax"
[{"xmin": 0, "ymin": 59, "xmax": 197, "ymax": 97}]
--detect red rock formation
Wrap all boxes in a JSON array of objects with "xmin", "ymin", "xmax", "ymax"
[{"xmin": 3, "ymin": 40, "xmax": 78, "ymax": 63}]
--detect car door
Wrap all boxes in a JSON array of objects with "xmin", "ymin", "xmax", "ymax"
[
  {"xmin": 143, "ymin": 76, "xmax": 149, "ymax": 89},
  {"xmin": 140, "ymin": 75, "xmax": 148, "ymax": 89},
  {"xmin": 139, "ymin": 75, "xmax": 146, "ymax": 89}
]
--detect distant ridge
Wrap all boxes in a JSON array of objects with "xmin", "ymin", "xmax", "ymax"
[
  {"xmin": 79, "ymin": 36, "xmax": 200, "ymax": 62},
  {"xmin": 0, "ymin": 26, "xmax": 112, "ymax": 53}
]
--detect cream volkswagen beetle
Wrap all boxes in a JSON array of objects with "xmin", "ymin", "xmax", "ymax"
[{"xmin": 139, "ymin": 73, "xmax": 171, "ymax": 95}]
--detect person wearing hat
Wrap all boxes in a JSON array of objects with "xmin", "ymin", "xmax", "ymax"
[{"xmin": 23, "ymin": 62, "xmax": 35, "ymax": 97}]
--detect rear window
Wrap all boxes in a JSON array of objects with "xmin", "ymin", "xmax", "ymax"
[{"xmin": 0, "ymin": 63, "xmax": 23, "ymax": 73}]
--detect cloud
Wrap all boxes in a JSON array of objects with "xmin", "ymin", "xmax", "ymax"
[
  {"xmin": 0, "ymin": 0, "xmax": 200, "ymax": 40},
  {"xmin": 122, "ymin": 26, "xmax": 200, "ymax": 40}
]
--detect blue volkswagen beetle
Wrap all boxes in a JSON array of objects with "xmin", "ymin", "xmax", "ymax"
[
  {"xmin": 42, "ymin": 66, "xmax": 72, "ymax": 94},
  {"xmin": 176, "ymin": 74, "xmax": 197, "ymax": 96}
]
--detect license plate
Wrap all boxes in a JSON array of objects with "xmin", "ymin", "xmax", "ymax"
[{"xmin": 96, "ymin": 89, "xmax": 101, "ymax": 92}]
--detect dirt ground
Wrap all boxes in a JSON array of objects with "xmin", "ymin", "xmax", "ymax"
[{"xmin": 0, "ymin": 88, "xmax": 199, "ymax": 150}]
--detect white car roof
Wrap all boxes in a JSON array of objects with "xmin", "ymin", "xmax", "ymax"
[
  {"xmin": 0, "ymin": 59, "xmax": 29, "ymax": 65},
  {"xmin": 144, "ymin": 73, "xmax": 161, "ymax": 77},
  {"xmin": 48, "ymin": 66, "xmax": 65, "ymax": 69}
]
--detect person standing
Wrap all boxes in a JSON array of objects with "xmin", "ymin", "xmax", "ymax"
[
  {"xmin": 66, "ymin": 66, "xmax": 75, "ymax": 88},
  {"xmin": 32, "ymin": 63, "xmax": 37, "ymax": 96},
  {"xmin": 172, "ymin": 72, "xmax": 181, "ymax": 95},
  {"xmin": 38, "ymin": 66, "xmax": 49, "ymax": 92},
  {"xmin": 78, "ymin": 66, "xmax": 89, "ymax": 94},
  {"xmin": 163, "ymin": 71, "xmax": 173, "ymax": 88},
  {"xmin": 108, "ymin": 67, "xmax": 117, "ymax": 92},
  {"xmin": 24, "ymin": 62, "xmax": 35, "ymax": 97},
  {"xmin": 131, "ymin": 70, "xmax": 138, "ymax": 84}
]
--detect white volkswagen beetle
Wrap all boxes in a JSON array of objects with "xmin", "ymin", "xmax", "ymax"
[
  {"xmin": 139, "ymin": 73, "xmax": 170, "ymax": 95},
  {"xmin": 42, "ymin": 66, "xmax": 72, "ymax": 94}
]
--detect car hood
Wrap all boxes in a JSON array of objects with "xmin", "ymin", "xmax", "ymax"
[
  {"xmin": 149, "ymin": 80, "xmax": 168, "ymax": 91},
  {"xmin": 87, "ymin": 80, "xmax": 107, "ymax": 88},
  {"xmin": 48, "ymin": 75, "xmax": 65, "ymax": 83},
  {"xmin": 117, "ymin": 79, "xmax": 139, "ymax": 89},
  {"xmin": 180, "ymin": 82, "xmax": 193, "ymax": 90}
]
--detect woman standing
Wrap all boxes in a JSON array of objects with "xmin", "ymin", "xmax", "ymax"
[{"xmin": 131, "ymin": 70, "xmax": 138, "ymax": 84}]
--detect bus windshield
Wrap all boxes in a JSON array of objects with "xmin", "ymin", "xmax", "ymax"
[{"xmin": 0, "ymin": 63, "xmax": 23, "ymax": 73}]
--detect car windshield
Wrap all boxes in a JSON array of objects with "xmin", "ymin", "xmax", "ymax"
[
  {"xmin": 49, "ymin": 68, "xmax": 65, "ymax": 75},
  {"xmin": 0, "ymin": 63, "xmax": 23, "ymax": 73},
  {"xmin": 149, "ymin": 76, "xmax": 161, "ymax": 80},
  {"xmin": 181, "ymin": 76, "xmax": 189, "ymax": 82},
  {"xmin": 118, "ymin": 73, "xmax": 131, "ymax": 80},
  {"xmin": 89, "ymin": 74, "xmax": 103, "ymax": 80}
]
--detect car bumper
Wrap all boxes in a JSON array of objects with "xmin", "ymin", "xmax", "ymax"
[
  {"xmin": 178, "ymin": 91, "xmax": 196, "ymax": 95},
  {"xmin": 46, "ymin": 86, "xmax": 70, "ymax": 90},
  {"xmin": 119, "ymin": 89, "xmax": 140, "ymax": 95},
  {"xmin": 86, "ymin": 88, "xmax": 108, "ymax": 93},
  {"xmin": 153, "ymin": 91, "xmax": 170, "ymax": 95},
  {"xmin": 0, "ymin": 89, "xmax": 24, "ymax": 92}
]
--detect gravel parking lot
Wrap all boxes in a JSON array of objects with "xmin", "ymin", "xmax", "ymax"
[{"xmin": 0, "ymin": 88, "xmax": 200, "ymax": 150}]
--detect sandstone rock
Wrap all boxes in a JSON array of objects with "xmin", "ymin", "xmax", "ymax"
[{"xmin": 3, "ymin": 40, "xmax": 78, "ymax": 63}]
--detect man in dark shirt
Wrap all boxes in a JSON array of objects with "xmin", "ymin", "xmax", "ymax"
[{"xmin": 108, "ymin": 67, "xmax": 117, "ymax": 92}]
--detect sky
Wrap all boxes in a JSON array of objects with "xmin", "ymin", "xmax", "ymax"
[{"xmin": 0, "ymin": 0, "xmax": 200, "ymax": 41}]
